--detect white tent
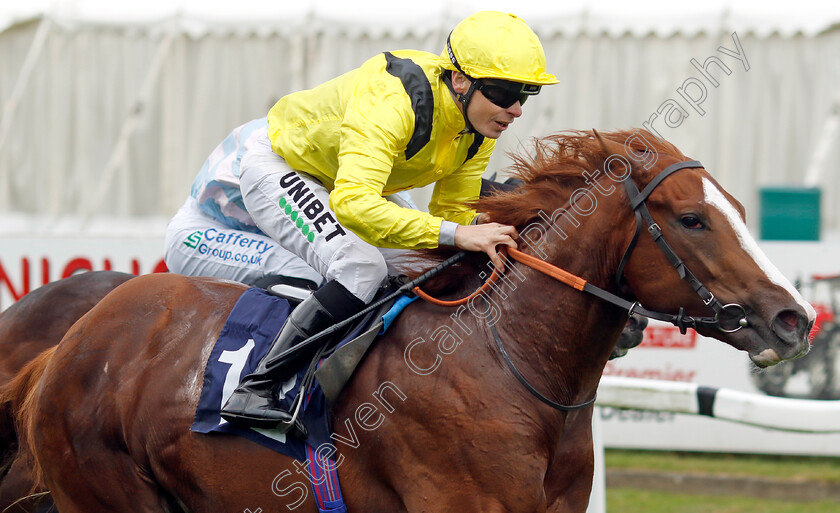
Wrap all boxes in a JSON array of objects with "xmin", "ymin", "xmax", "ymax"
[{"xmin": 2, "ymin": 0, "xmax": 840, "ymax": 236}]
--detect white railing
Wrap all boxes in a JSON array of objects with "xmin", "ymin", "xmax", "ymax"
[
  {"xmin": 596, "ymin": 376, "xmax": 840, "ymax": 434},
  {"xmin": 587, "ymin": 376, "xmax": 840, "ymax": 512}
]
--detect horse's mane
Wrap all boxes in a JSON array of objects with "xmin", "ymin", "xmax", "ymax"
[
  {"xmin": 401, "ymin": 129, "xmax": 687, "ymax": 294},
  {"xmin": 480, "ymin": 129, "xmax": 686, "ymax": 227}
]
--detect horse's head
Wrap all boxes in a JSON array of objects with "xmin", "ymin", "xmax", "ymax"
[
  {"xmin": 596, "ymin": 131, "xmax": 815, "ymax": 367},
  {"xmin": 477, "ymin": 129, "xmax": 813, "ymax": 367}
]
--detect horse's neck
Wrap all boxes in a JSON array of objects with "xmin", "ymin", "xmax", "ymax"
[{"xmin": 490, "ymin": 193, "xmax": 631, "ymax": 415}]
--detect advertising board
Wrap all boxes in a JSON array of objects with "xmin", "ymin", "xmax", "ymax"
[
  {"xmin": 602, "ymin": 241, "xmax": 840, "ymax": 455},
  {"xmin": 0, "ymin": 236, "xmax": 167, "ymax": 310}
]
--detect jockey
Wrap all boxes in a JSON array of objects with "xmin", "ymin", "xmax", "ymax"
[{"xmin": 164, "ymin": 11, "xmax": 558, "ymax": 431}]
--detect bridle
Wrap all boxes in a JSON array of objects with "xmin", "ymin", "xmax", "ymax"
[
  {"xmin": 413, "ymin": 159, "xmax": 750, "ymax": 411},
  {"xmin": 611, "ymin": 159, "xmax": 748, "ymax": 335},
  {"xmin": 415, "ymin": 159, "xmax": 750, "ymax": 334}
]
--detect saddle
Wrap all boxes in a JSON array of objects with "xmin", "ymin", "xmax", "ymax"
[
  {"xmin": 191, "ymin": 278, "xmax": 413, "ymax": 457},
  {"xmin": 266, "ymin": 278, "xmax": 411, "ymax": 405}
]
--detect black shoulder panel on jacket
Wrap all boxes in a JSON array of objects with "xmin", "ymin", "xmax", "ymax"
[
  {"xmin": 466, "ymin": 134, "xmax": 484, "ymax": 163},
  {"xmin": 384, "ymin": 52, "xmax": 434, "ymax": 160}
]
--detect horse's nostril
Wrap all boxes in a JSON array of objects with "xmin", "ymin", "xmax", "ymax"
[
  {"xmin": 776, "ymin": 309, "xmax": 800, "ymax": 330},
  {"xmin": 771, "ymin": 309, "xmax": 810, "ymax": 352}
]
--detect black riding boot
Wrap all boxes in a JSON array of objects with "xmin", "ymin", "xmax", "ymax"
[{"xmin": 220, "ymin": 280, "xmax": 365, "ymax": 430}]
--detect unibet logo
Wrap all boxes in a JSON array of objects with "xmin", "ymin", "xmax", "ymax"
[
  {"xmin": 279, "ymin": 197, "xmax": 316, "ymax": 243},
  {"xmin": 277, "ymin": 172, "xmax": 345, "ymax": 242},
  {"xmin": 184, "ymin": 230, "xmax": 203, "ymax": 249}
]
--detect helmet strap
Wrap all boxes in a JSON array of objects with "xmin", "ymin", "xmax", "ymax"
[{"xmin": 442, "ymin": 70, "xmax": 478, "ymax": 134}]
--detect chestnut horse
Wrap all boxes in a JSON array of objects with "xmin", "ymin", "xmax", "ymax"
[
  {"xmin": 13, "ymin": 130, "xmax": 814, "ymax": 513},
  {"xmin": 0, "ymin": 271, "xmax": 134, "ymax": 512}
]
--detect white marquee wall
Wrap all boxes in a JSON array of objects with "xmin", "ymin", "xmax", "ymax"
[{"xmin": 1, "ymin": 13, "xmax": 839, "ymax": 235}]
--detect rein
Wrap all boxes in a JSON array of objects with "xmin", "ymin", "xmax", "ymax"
[
  {"xmin": 414, "ymin": 160, "xmax": 750, "ymax": 334},
  {"xmin": 413, "ymin": 256, "xmax": 597, "ymax": 412},
  {"xmin": 412, "ymin": 159, "xmax": 751, "ymax": 411}
]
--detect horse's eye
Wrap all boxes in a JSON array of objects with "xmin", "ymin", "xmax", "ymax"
[{"xmin": 681, "ymin": 215, "xmax": 705, "ymax": 230}]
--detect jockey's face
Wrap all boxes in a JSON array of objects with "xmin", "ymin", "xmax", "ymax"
[
  {"xmin": 470, "ymin": 84, "xmax": 523, "ymax": 139},
  {"xmin": 451, "ymin": 72, "xmax": 523, "ymax": 139}
]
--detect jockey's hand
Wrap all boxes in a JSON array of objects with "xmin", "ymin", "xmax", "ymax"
[{"xmin": 454, "ymin": 222, "xmax": 518, "ymax": 269}]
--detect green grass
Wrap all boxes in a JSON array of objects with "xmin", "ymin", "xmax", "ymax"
[
  {"xmin": 603, "ymin": 450, "xmax": 840, "ymax": 512},
  {"xmin": 605, "ymin": 449, "xmax": 840, "ymax": 483},
  {"xmin": 607, "ymin": 488, "xmax": 840, "ymax": 513}
]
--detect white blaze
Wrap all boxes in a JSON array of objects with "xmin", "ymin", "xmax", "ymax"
[{"xmin": 702, "ymin": 178, "xmax": 816, "ymax": 320}]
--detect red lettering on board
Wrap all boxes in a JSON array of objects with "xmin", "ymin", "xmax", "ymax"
[
  {"xmin": 152, "ymin": 259, "xmax": 169, "ymax": 273},
  {"xmin": 1, "ymin": 255, "xmax": 168, "ymax": 309},
  {"xmin": 639, "ymin": 325, "xmax": 696, "ymax": 349},
  {"xmin": 602, "ymin": 362, "xmax": 697, "ymax": 382},
  {"xmin": 41, "ymin": 257, "xmax": 50, "ymax": 286},
  {"xmin": 61, "ymin": 258, "xmax": 94, "ymax": 279},
  {"xmin": 0, "ymin": 258, "xmax": 31, "ymax": 301}
]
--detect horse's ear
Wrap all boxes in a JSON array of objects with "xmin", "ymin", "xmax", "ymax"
[
  {"xmin": 592, "ymin": 129, "xmax": 636, "ymax": 177},
  {"xmin": 592, "ymin": 129, "xmax": 624, "ymax": 160}
]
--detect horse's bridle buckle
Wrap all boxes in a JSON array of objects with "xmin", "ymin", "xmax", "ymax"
[{"xmin": 647, "ymin": 223, "xmax": 662, "ymax": 238}]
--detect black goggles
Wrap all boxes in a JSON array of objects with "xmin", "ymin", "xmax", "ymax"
[{"xmin": 474, "ymin": 79, "xmax": 541, "ymax": 108}]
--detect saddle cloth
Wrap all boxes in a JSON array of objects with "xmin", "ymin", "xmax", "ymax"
[{"xmin": 191, "ymin": 286, "xmax": 415, "ymax": 461}]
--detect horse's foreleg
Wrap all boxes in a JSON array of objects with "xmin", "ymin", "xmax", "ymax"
[
  {"xmin": 545, "ymin": 409, "xmax": 596, "ymax": 513},
  {"xmin": 396, "ymin": 479, "xmax": 548, "ymax": 513},
  {"xmin": 403, "ymin": 497, "xmax": 544, "ymax": 513}
]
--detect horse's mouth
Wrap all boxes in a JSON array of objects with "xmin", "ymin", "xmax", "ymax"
[
  {"xmin": 749, "ymin": 348, "xmax": 783, "ymax": 368},
  {"xmin": 744, "ymin": 329, "xmax": 810, "ymax": 368},
  {"xmin": 749, "ymin": 344, "xmax": 811, "ymax": 368},
  {"xmin": 711, "ymin": 303, "xmax": 809, "ymax": 368}
]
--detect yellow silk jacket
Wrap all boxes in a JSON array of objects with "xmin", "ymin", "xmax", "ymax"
[{"xmin": 267, "ymin": 49, "xmax": 495, "ymax": 249}]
